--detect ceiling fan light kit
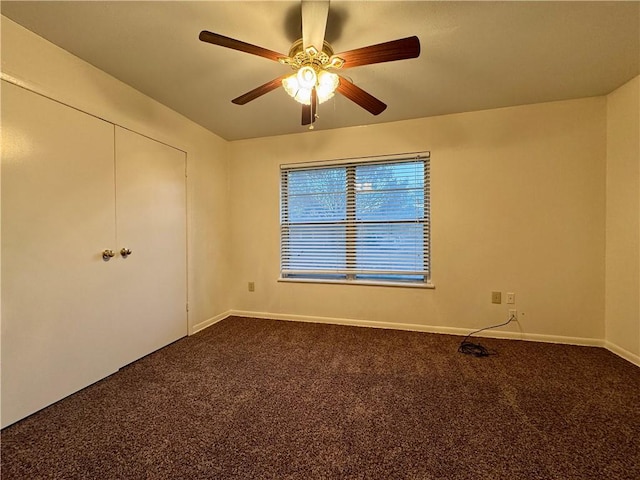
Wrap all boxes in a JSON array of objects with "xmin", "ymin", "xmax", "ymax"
[
  {"xmin": 199, "ymin": 0, "xmax": 420, "ymax": 129},
  {"xmin": 282, "ymin": 69, "xmax": 339, "ymax": 106},
  {"xmin": 280, "ymin": 41, "xmax": 341, "ymax": 106}
]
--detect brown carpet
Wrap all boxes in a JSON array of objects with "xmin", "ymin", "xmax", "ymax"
[{"xmin": 2, "ymin": 316, "xmax": 639, "ymax": 479}]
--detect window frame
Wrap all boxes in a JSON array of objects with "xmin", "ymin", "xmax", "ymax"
[{"xmin": 279, "ymin": 152, "xmax": 432, "ymax": 288}]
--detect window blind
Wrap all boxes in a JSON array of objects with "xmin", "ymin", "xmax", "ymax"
[{"xmin": 280, "ymin": 154, "xmax": 430, "ymax": 284}]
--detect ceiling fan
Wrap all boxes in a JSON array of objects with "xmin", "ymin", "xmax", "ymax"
[{"xmin": 199, "ymin": 0, "xmax": 420, "ymax": 128}]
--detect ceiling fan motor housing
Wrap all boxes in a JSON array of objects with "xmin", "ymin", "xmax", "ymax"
[{"xmin": 282, "ymin": 39, "xmax": 339, "ymax": 72}]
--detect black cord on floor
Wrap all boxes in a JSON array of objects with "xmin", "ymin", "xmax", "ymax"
[{"xmin": 458, "ymin": 314, "xmax": 516, "ymax": 357}]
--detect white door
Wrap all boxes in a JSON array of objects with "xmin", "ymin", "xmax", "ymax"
[
  {"xmin": 114, "ymin": 127, "xmax": 187, "ymax": 366},
  {"xmin": 1, "ymin": 83, "xmax": 120, "ymax": 427}
]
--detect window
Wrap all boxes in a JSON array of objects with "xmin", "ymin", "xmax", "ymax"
[{"xmin": 280, "ymin": 153, "xmax": 430, "ymax": 286}]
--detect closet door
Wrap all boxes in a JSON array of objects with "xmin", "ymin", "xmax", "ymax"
[
  {"xmin": 1, "ymin": 83, "xmax": 119, "ymax": 427},
  {"xmin": 114, "ymin": 127, "xmax": 187, "ymax": 366}
]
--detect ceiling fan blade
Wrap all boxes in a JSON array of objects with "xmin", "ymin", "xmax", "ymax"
[
  {"xmin": 232, "ymin": 74, "xmax": 290, "ymax": 105},
  {"xmin": 301, "ymin": 104, "xmax": 312, "ymax": 125},
  {"xmin": 336, "ymin": 77, "xmax": 387, "ymax": 115},
  {"xmin": 301, "ymin": 88, "xmax": 318, "ymax": 125},
  {"xmin": 199, "ymin": 30, "xmax": 286, "ymax": 62},
  {"xmin": 302, "ymin": 0, "xmax": 330, "ymax": 51},
  {"xmin": 311, "ymin": 87, "xmax": 318, "ymax": 123},
  {"xmin": 334, "ymin": 36, "xmax": 420, "ymax": 68}
]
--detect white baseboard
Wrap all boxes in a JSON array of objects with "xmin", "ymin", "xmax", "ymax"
[
  {"xmin": 228, "ymin": 310, "xmax": 604, "ymax": 347},
  {"xmin": 190, "ymin": 310, "xmax": 640, "ymax": 366},
  {"xmin": 190, "ymin": 310, "xmax": 232, "ymax": 335},
  {"xmin": 604, "ymin": 341, "xmax": 640, "ymax": 367}
]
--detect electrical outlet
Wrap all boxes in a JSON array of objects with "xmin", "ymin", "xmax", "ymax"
[
  {"xmin": 506, "ymin": 292, "xmax": 515, "ymax": 304},
  {"xmin": 248, "ymin": 282, "xmax": 255, "ymax": 292},
  {"xmin": 509, "ymin": 309, "xmax": 518, "ymax": 320},
  {"xmin": 491, "ymin": 291, "xmax": 502, "ymax": 304}
]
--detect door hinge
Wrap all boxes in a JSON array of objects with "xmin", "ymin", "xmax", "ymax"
[{"xmin": 186, "ymin": 303, "xmax": 189, "ymax": 312}]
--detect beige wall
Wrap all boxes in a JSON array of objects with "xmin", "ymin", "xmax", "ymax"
[
  {"xmin": 228, "ymin": 97, "xmax": 607, "ymax": 343},
  {"xmin": 1, "ymin": 17, "xmax": 231, "ymax": 331},
  {"xmin": 605, "ymin": 75, "xmax": 640, "ymax": 361}
]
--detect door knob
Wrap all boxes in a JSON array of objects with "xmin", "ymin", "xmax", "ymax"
[
  {"xmin": 120, "ymin": 248, "xmax": 132, "ymax": 258},
  {"xmin": 102, "ymin": 249, "xmax": 116, "ymax": 261}
]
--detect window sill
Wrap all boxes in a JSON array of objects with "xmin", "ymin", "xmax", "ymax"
[{"xmin": 278, "ymin": 277, "xmax": 435, "ymax": 289}]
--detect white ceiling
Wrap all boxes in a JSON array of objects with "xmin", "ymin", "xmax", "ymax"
[{"xmin": 2, "ymin": 1, "xmax": 638, "ymax": 141}]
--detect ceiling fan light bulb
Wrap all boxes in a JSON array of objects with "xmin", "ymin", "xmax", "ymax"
[
  {"xmin": 282, "ymin": 74, "xmax": 300, "ymax": 99},
  {"xmin": 297, "ymin": 66, "xmax": 317, "ymax": 89},
  {"xmin": 295, "ymin": 87, "xmax": 312, "ymax": 105},
  {"xmin": 316, "ymin": 70, "xmax": 339, "ymax": 103},
  {"xmin": 317, "ymin": 90, "xmax": 335, "ymax": 104}
]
